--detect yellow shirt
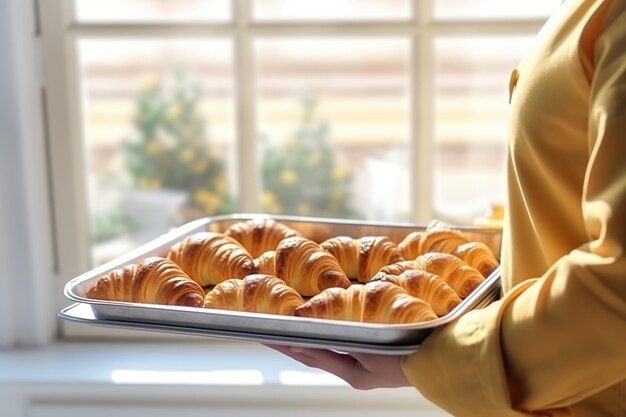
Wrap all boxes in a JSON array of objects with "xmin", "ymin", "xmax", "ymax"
[{"xmin": 402, "ymin": 0, "xmax": 626, "ymax": 415}]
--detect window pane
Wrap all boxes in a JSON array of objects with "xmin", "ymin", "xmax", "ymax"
[
  {"xmin": 78, "ymin": 39, "xmax": 236, "ymax": 266},
  {"xmin": 255, "ymin": 38, "xmax": 411, "ymax": 221},
  {"xmin": 74, "ymin": 0, "xmax": 231, "ymax": 23},
  {"xmin": 253, "ymin": 0, "xmax": 411, "ymax": 21},
  {"xmin": 434, "ymin": 0, "xmax": 561, "ymax": 20},
  {"xmin": 433, "ymin": 36, "xmax": 533, "ymax": 224}
]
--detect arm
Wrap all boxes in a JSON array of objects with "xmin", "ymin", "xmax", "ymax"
[{"xmin": 404, "ymin": 3, "xmax": 626, "ymax": 415}]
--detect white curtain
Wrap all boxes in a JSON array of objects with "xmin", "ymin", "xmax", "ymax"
[{"xmin": 0, "ymin": 0, "xmax": 57, "ymax": 348}]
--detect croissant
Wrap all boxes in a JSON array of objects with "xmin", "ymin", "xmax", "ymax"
[
  {"xmin": 399, "ymin": 226, "xmax": 470, "ymax": 259},
  {"xmin": 320, "ymin": 236, "xmax": 405, "ymax": 283},
  {"xmin": 397, "ymin": 231, "xmax": 424, "ymax": 260},
  {"xmin": 203, "ymin": 274, "xmax": 304, "ymax": 315},
  {"xmin": 421, "ymin": 226, "xmax": 467, "ymax": 254},
  {"xmin": 167, "ymin": 232, "xmax": 256, "ymax": 286},
  {"xmin": 275, "ymin": 236, "xmax": 351, "ymax": 296},
  {"xmin": 224, "ymin": 219, "xmax": 300, "ymax": 258},
  {"xmin": 86, "ymin": 257, "xmax": 205, "ymax": 307},
  {"xmin": 375, "ymin": 270, "xmax": 461, "ymax": 316},
  {"xmin": 294, "ymin": 281, "xmax": 438, "ymax": 324},
  {"xmin": 372, "ymin": 260, "xmax": 419, "ymax": 280},
  {"xmin": 254, "ymin": 250, "xmax": 276, "ymax": 275},
  {"xmin": 413, "ymin": 252, "xmax": 484, "ymax": 298},
  {"xmin": 451, "ymin": 241, "xmax": 499, "ymax": 277}
]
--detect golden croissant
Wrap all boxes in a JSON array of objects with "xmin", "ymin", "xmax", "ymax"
[
  {"xmin": 167, "ymin": 232, "xmax": 256, "ymax": 286},
  {"xmin": 399, "ymin": 226, "xmax": 469, "ymax": 260},
  {"xmin": 254, "ymin": 250, "xmax": 276, "ymax": 275},
  {"xmin": 203, "ymin": 274, "xmax": 304, "ymax": 315},
  {"xmin": 397, "ymin": 231, "xmax": 424, "ymax": 260},
  {"xmin": 294, "ymin": 281, "xmax": 438, "ymax": 324},
  {"xmin": 372, "ymin": 260, "xmax": 419, "ymax": 280},
  {"xmin": 224, "ymin": 219, "xmax": 300, "ymax": 258},
  {"xmin": 86, "ymin": 257, "xmax": 205, "ymax": 307},
  {"xmin": 375, "ymin": 269, "xmax": 461, "ymax": 316},
  {"xmin": 320, "ymin": 236, "xmax": 405, "ymax": 283},
  {"xmin": 451, "ymin": 241, "xmax": 499, "ymax": 277},
  {"xmin": 413, "ymin": 252, "xmax": 484, "ymax": 299},
  {"xmin": 275, "ymin": 236, "xmax": 351, "ymax": 296}
]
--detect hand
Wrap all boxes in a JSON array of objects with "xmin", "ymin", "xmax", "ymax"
[{"xmin": 266, "ymin": 344, "xmax": 411, "ymax": 390}]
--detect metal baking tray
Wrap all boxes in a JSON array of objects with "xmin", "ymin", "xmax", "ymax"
[{"xmin": 61, "ymin": 214, "xmax": 502, "ymax": 354}]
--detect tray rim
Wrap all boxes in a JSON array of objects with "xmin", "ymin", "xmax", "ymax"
[
  {"xmin": 62, "ymin": 213, "xmax": 502, "ymax": 346},
  {"xmin": 59, "ymin": 302, "xmax": 426, "ymax": 355}
]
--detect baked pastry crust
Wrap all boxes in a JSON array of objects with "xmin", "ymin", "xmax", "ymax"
[
  {"xmin": 295, "ymin": 281, "xmax": 438, "ymax": 324},
  {"xmin": 398, "ymin": 223, "xmax": 470, "ymax": 260},
  {"xmin": 204, "ymin": 274, "xmax": 304, "ymax": 315},
  {"xmin": 414, "ymin": 252, "xmax": 485, "ymax": 299},
  {"xmin": 275, "ymin": 236, "xmax": 351, "ymax": 296},
  {"xmin": 167, "ymin": 232, "xmax": 256, "ymax": 286},
  {"xmin": 224, "ymin": 219, "xmax": 300, "ymax": 258},
  {"xmin": 321, "ymin": 236, "xmax": 405, "ymax": 283},
  {"xmin": 86, "ymin": 256, "xmax": 205, "ymax": 307},
  {"xmin": 451, "ymin": 241, "xmax": 499, "ymax": 277},
  {"xmin": 374, "ymin": 269, "xmax": 461, "ymax": 316}
]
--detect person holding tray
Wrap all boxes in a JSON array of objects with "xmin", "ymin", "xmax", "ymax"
[{"xmin": 269, "ymin": 0, "xmax": 626, "ymax": 416}]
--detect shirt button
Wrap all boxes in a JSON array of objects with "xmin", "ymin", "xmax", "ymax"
[{"xmin": 509, "ymin": 68, "xmax": 519, "ymax": 104}]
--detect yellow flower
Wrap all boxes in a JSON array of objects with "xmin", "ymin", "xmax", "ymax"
[
  {"xmin": 146, "ymin": 140, "xmax": 163, "ymax": 155},
  {"xmin": 307, "ymin": 151, "xmax": 322, "ymax": 167},
  {"xmin": 138, "ymin": 177, "xmax": 161, "ymax": 189},
  {"xmin": 279, "ymin": 169, "xmax": 298, "ymax": 185},
  {"xmin": 165, "ymin": 103, "xmax": 182, "ymax": 122},
  {"xmin": 262, "ymin": 191, "xmax": 282, "ymax": 213},
  {"xmin": 194, "ymin": 189, "xmax": 222, "ymax": 213},
  {"xmin": 138, "ymin": 75, "xmax": 158, "ymax": 92},
  {"xmin": 331, "ymin": 164, "xmax": 350, "ymax": 182},
  {"xmin": 179, "ymin": 148, "xmax": 195, "ymax": 163}
]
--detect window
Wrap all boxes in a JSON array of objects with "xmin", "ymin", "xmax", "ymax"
[{"xmin": 39, "ymin": 0, "xmax": 560, "ymax": 336}]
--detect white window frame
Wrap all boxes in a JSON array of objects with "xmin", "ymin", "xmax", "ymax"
[{"xmin": 3, "ymin": 0, "xmax": 551, "ymax": 344}]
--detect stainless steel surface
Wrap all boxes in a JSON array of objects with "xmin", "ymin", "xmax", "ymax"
[
  {"xmin": 59, "ymin": 303, "xmax": 423, "ymax": 354},
  {"xmin": 62, "ymin": 214, "xmax": 502, "ymax": 349}
]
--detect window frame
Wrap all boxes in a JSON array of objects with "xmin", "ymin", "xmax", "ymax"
[{"xmin": 33, "ymin": 0, "xmax": 551, "ymax": 341}]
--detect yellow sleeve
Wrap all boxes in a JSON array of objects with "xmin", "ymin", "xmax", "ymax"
[{"xmin": 402, "ymin": 3, "xmax": 626, "ymax": 416}]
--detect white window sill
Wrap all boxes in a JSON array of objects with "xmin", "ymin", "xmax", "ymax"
[{"xmin": 0, "ymin": 340, "xmax": 449, "ymax": 417}]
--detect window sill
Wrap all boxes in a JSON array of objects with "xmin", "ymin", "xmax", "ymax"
[{"xmin": 0, "ymin": 340, "xmax": 448, "ymax": 416}]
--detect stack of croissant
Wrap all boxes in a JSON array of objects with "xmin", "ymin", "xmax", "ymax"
[{"xmin": 86, "ymin": 218, "xmax": 499, "ymax": 325}]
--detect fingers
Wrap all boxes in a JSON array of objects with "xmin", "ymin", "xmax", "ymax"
[
  {"xmin": 266, "ymin": 345, "xmax": 353, "ymax": 372},
  {"xmin": 263, "ymin": 344, "xmax": 294, "ymax": 355},
  {"xmin": 265, "ymin": 344, "xmax": 411, "ymax": 390},
  {"xmin": 265, "ymin": 345, "xmax": 380, "ymax": 390},
  {"xmin": 263, "ymin": 344, "xmax": 353, "ymax": 371},
  {"xmin": 289, "ymin": 347, "xmax": 377, "ymax": 389}
]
